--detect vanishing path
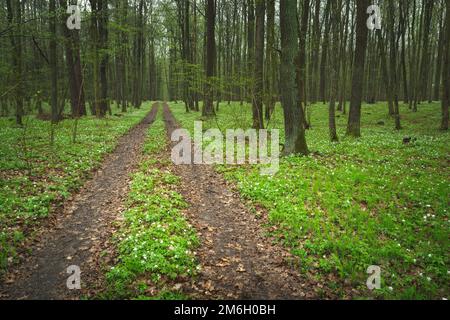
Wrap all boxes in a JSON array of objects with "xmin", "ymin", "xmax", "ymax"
[
  {"xmin": 163, "ymin": 103, "xmax": 325, "ymax": 299},
  {"xmin": 0, "ymin": 104, "xmax": 159, "ymax": 300}
]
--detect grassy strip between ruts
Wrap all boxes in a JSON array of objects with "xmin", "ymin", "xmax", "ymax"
[
  {"xmin": 0, "ymin": 103, "xmax": 153, "ymax": 272},
  {"xmin": 170, "ymin": 101, "xmax": 449, "ymax": 300},
  {"xmin": 104, "ymin": 106, "xmax": 199, "ymax": 300}
]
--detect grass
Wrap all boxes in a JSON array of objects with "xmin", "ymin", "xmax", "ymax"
[
  {"xmin": 104, "ymin": 107, "xmax": 198, "ymax": 300},
  {"xmin": 170, "ymin": 100, "xmax": 449, "ymax": 300},
  {"xmin": 0, "ymin": 102, "xmax": 153, "ymax": 272}
]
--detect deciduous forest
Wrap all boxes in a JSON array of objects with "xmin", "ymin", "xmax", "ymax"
[{"xmin": 0, "ymin": 0, "xmax": 448, "ymax": 302}]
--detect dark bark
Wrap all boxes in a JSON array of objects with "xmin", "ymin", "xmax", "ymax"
[
  {"xmin": 49, "ymin": 0, "xmax": 58, "ymax": 124},
  {"xmin": 296, "ymin": 0, "xmax": 310, "ymax": 129},
  {"xmin": 280, "ymin": 0, "xmax": 308, "ymax": 156},
  {"xmin": 60, "ymin": 0, "xmax": 86, "ymax": 118},
  {"xmin": 6, "ymin": 0, "xmax": 24, "ymax": 126},
  {"xmin": 347, "ymin": 0, "xmax": 369, "ymax": 138},
  {"xmin": 328, "ymin": 0, "xmax": 339, "ymax": 142},
  {"xmin": 441, "ymin": 0, "xmax": 450, "ymax": 130},
  {"xmin": 265, "ymin": 0, "xmax": 276, "ymax": 120},
  {"xmin": 310, "ymin": 0, "xmax": 321, "ymax": 104},
  {"xmin": 252, "ymin": 0, "xmax": 264, "ymax": 129},
  {"xmin": 434, "ymin": 8, "xmax": 445, "ymax": 101},
  {"xmin": 319, "ymin": 0, "xmax": 331, "ymax": 104},
  {"xmin": 247, "ymin": 0, "xmax": 255, "ymax": 103},
  {"xmin": 203, "ymin": 0, "xmax": 216, "ymax": 117},
  {"xmin": 388, "ymin": 1, "xmax": 401, "ymax": 130},
  {"xmin": 99, "ymin": 0, "xmax": 109, "ymax": 115},
  {"xmin": 418, "ymin": 0, "xmax": 435, "ymax": 103}
]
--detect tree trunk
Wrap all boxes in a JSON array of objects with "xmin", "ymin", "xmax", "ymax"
[
  {"xmin": 296, "ymin": 0, "xmax": 310, "ymax": 129},
  {"xmin": 265, "ymin": 0, "xmax": 276, "ymax": 120},
  {"xmin": 388, "ymin": 1, "xmax": 401, "ymax": 130},
  {"xmin": 99, "ymin": 0, "xmax": 109, "ymax": 116},
  {"xmin": 247, "ymin": 0, "xmax": 255, "ymax": 103},
  {"xmin": 49, "ymin": 0, "xmax": 58, "ymax": 124},
  {"xmin": 434, "ymin": 8, "xmax": 445, "ymax": 102},
  {"xmin": 417, "ymin": 0, "xmax": 434, "ymax": 103},
  {"xmin": 280, "ymin": 0, "xmax": 308, "ymax": 156},
  {"xmin": 377, "ymin": 29, "xmax": 394, "ymax": 116},
  {"xmin": 319, "ymin": 1, "xmax": 331, "ymax": 104},
  {"xmin": 441, "ymin": 0, "xmax": 450, "ymax": 131},
  {"xmin": 347, "ymin": 0, "xmax": 369, "ymax": 138},
  {"xmin": 6, "ymin": 0, "xmax": 24, "ymax": 126},
  {"xmin": 203, "ymin": 0, "xmax": 216, "ymax": 117},
  {"xmin": 328, "ymin": 0, "xmax": 339, "ymax": 142},
  {"xmin": 252, "ymin": 0, "xmax": 264, "ymax": 129},
  {"xmin": 310, "ymin": 0, "xmax": 321, "ymax": 104},
  {"xmin": 60, "ymin": 0, "xmax": 86, "ymax": 118}
]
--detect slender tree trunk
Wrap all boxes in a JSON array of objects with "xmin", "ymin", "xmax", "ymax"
[
  {"xmin": 400, "ymin": 0, "xmax": 409, "ymax": 104},
  {"xmin": 319, "ymin": 1, "xmax": 331, "ymax": 104},
  {"xmin": 418, "ymin": 0, "xmax": 434, "ymax": 103},
  {"xmin": 203, "ymin": 0, "xmax": 216, "ymax": 117},
  {"xmin": 297, "ymin": 0, "xmax": 310, "ymax": 129},
  {"xmin": 328, "ymin": 0, "xmax": 339, "ymax": 142},
  {"xmin": 441, "ymin": 0, "xmax": 449, "ymax": 131},
  {"xmin": 98, "ymin": 0, "xmax": 109, "ymax": 116},
  {"xmin": 347, "ymin": 0, "xmax": 369, "ymax": 138},
  {"xmin": 49, "ymin": 0, "xmax": 58, "ymax": 124},
  {"xmin": 434, "ymin": 8, "xmax": 445, "ymax": 101},
  {"xmin": 377, "ymin": 29, "xmax": 394, "ymax": 116},
  {"xmin": 280, "ymin": 0, "xmax": 308, "ymax": 156},
  {"xmin": 310, "ymin": 0, "xmax": 321, "ymax": 104},
  {"xmin": 60, "ymin": 0, "xmax": 85, "ymax": 118},
  {"xmin": 252, "ymin": 0, "xmax": 264, "ymax": 129},
  {"xmin": 338, "ymin": 0, "xmax": 351, "ymax": 113},
  {"xmin": 388, "ymin": 1, "xmax": 401, "ymax": 130},
  {"xmin": 6, "ymin": 0, "xmax": 23, "ymax": 126},
  {"xmin": 265, "ymin": 0, "xmax": 276, "ymax": 120},
  {"xmin": 247, "ymin": 0, "xmax": 255, "ymax": 103}
]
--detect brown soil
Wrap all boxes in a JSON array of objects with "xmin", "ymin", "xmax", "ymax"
[{"xmin": 0, "ymin": 104, "xmax": 159, "ymax": 300}]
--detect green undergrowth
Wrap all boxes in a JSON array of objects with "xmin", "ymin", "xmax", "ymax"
[
  {"xmin": 0, "ymin": 102, "xmax": 153, "ymax": 272},
  {"xmin": 104, "ymin": 107, "xmax": 198, "ymax": 300},
  {"xmin": 170, "ymin": 101, "xmax": 449, "ymax": 300}
]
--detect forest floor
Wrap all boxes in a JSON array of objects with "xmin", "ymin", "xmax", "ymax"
[
  {"xmin": 0, "ymin": 100, "xmax": 448, "ymax": 300},
  {"xmin": 0, "ymin": 104, "xmax": 159, "ymax": 299},
  {"xmin": 169, "ymin": 101, "xmax": 449, "ymax": 300},
  {"xmin": 161, "ymin": 103, "xmax": 331, "ymax": 299}
]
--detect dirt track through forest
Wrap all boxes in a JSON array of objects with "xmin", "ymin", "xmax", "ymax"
[
  {"xmin": 163, "ymin": 103, "xmax": 325, "ymax": 299},
  {"xmin": 0, "ymin": 104, "xmax": 159, "ymax": 300}
]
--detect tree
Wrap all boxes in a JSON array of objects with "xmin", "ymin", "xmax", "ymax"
[
  {"xmin": 60, "ymin": 0, "xmax": 86, "ymax": 118},
  {"xmin": 99, "ymin": 0, "xmax": 109, "ymax": 115},
  {"xmin": 116, "ymin": 0, "xmax": 129, "ymax": 113},
  {"xmin": 246, "ymin": 0, "xmax": 255, "ymax": 104},
  {"xmin": 265, "ymin": 0, "xmax": 276, "ymax": 120},
  {"xmin": 441, "ymin": 0, "xmax": 450, "ymax": 131},
  {"xmin": 388, "ymin": 1, "xmax": 401, "ymax": 130},
  {"xmin": 433, "ymin": 3, "xmax": 445, "ymax": 102},
  {"xmin": 319, "ymin": 0, "xmax": 331, "ymax": 104},
  {"xmin": 132, "ymin": 0, "xmax": 144, "ymax": 110},
  {"xmin": 49, "ymin": 0, "xmax": 58, "ymax": 126},
  {"xmin": 328, "ymin": 0, "xmax": 340, "ymax": 142},
  {"xmin": 347, "ymin": 0, "xmax": 369, "ymax": 138},
  {"xmin": 296, "ymin": 0, "xmax": 310, "ymax": 129},
  {"xmin": 309, "ymin": 0, "xmax": 321, "ymax": 104},
  {"xmin": 252, "ymin": 0, "xmax": 264, "ymax": 129},
  {"xmin": 417, "ymin": 0, "xmax": 435, "ymax": 105},
  {"xmin": 5, "ymin": 0, "xmax": 23, "ymax": 126},
  {"xmin": 203, "ymin": 0, "xmax": 216, "ymax": 117},
  {"xmin": 280, "ymin": 0, "xmax": 308, "ymax": 156}
]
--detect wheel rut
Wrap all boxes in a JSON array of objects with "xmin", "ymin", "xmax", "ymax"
[
  {"xmin": 0, "ymin": 104, "xmax": 159, "ymax": 300},
  {"xmin": 162, "ymin": 102, "xmax": 325, "ymax": 300}
]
